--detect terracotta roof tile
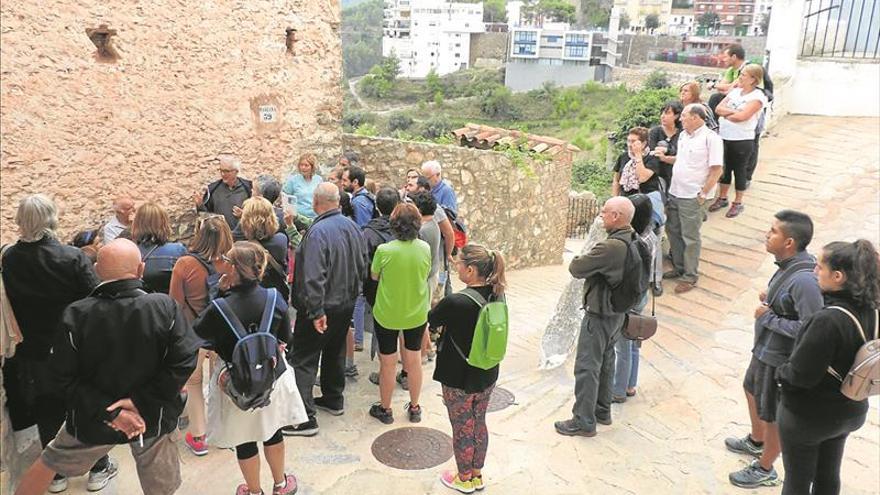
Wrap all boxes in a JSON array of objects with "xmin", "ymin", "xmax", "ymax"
[{"xmin": 451, "ymin": 123, "xmax": 580, "ymax": 156}]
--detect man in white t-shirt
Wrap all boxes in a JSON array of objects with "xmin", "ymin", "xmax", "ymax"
[
  {"xmin": 102, "ymin": 196, "xmax": 135, "ymax": 243},
  {"xmin": 664, "ymin": 104, "xmax": 724, "ymax": 294}
]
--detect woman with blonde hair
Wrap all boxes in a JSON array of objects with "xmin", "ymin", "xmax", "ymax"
[
  {"xmin": 239, "ymin": 197, "xmax": 290, "ymax": 301},
  {"xmin": 282, "ymin": 153, "xmax": 323, "ymax": 219},
  {"xmin": 430, "ymin": 244, "xmax": 506, "ymax": 493},
  {"xmin": 194, "ymin": 241, "xmax": 307, "ymax": 495},
  {"xmin": 710, "ymin": 64, "xmax": 768, "ymax": 218},
  {"xmin": 169, "ymin": 214, "xmax": 233, "ymax": 457},
  {"xmin": 131, "ymin": 202, "xmax": 187, "ymax": 294}
]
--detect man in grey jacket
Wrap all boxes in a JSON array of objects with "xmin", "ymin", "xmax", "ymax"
[
  {"xmin": 725, "ymin": 210, "xmax": 823, "ymax": 488},
  {"xmin": 286, "ymin": 183, "xmax": 367, "ymax": 437},
  {"xmin": 555, "ymin": 197, "xmax": 636, "ymax": 437}
]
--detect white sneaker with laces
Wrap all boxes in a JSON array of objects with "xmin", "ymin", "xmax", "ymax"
[
  {"xmin": 48, "ymin": 477, "xmax": 68, "ymax": 493},
  {"xmin": 86, "ymin": 458, "xmax": 119, "ymax": 492}
]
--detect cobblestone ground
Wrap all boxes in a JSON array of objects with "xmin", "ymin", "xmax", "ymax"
[{"xmin": 28, "ymin": 116, "xmax": 880, "ymax": 494}]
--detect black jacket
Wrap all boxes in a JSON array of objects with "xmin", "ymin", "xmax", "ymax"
[
  {"xmin": 52, "ymin": 279, "xmax": 200, "ymax": 445},
  {"xmin": 200, "ymin": 178, "xmax": 253, "ymax": 213},
  {"xmin": 362, "ymin": 216, "xmax": 395, "ymax": 306},
  {"xmin": 2, "ymin": 237, "xmax": 99, "ymax": 360},
  {"xmin": 291, "ymin": 209, "xmax": 367, "ymax": 319},
  {"xmin": 777, "ymin": 292, "xmax": 874, "ymax": 421}
]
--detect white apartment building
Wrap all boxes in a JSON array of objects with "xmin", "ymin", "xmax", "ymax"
[
  {"xmin": 667, "ymin": 7, "xmax": 695, "ymax": 35},
  {"xmin": 382, "ymin": 0, "xmax": 485, "ymax": 78},
  {"xmin": 614, "ymin": 0, "xmax": 674, "ymax": 33},
  {"xmin": 505, "ymin": 27, "xmax": 611, "ymax": 91},
  {"xmin": 750, "ymin": 0, "xmax": 772, "ymax": 34}
]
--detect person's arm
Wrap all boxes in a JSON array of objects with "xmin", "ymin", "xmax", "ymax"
[
  {"xmin": 277, "ymin": 302, "xmax": 293, "ymax": 345},
  {"xmin": 130, "ymin": 301, "xmax": 199, "ymax": 416},
  {"xmin": 634, "ymin": 154, "xmax": 656, "ymax": 183},
  {"xmin": 437, "ymin": 217, "xmax": 455, "ymax": 260},
  {"xmin": 569, "ymin": 240, "xmax": 614, "ymax": 280},
  {"xmin": 701, "ymin": 166, "xmax": 724, "ymax": 202},
  {"xmin": 611, "ymin": 172, "xmax": 621, "ymax": 197},
  {"xmin": 428, "ymin": 293, "xmax": 452, "ymax": 328},
  {"xmin": 370, "ymin": 246, "xmax": 383, "ymax": 282},
  {"xmin": 758, "ymin": 274, "xmax": 824, "ymax": 340},
  {"xmin": 74, "ymin": 251, "xmax": 100, "ymax": 294},
  {"xmin": 776, "ymin": 312, "xmax": 839, "ymax": 389},
  {"xmin": 719, "ymin": 99, "xmax": 762, "ymax": 123},
  {"xmin": 352, "ymin": 196, "xmax": 372, "ymax": 227},
  {"xmin": 168, "ymin": 260, "xmax": 187, "ymax": 311}
]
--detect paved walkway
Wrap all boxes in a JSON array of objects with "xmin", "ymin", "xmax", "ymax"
[{"xmin": 23, "ymin": 116, "xmax": 880, "ymax": 494}]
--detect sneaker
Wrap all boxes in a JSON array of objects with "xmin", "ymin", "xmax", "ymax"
[
  {"xmin": 396, "ymin": 371, "xmax": 409, "ymax": 390},
  {"xmin": 662, "ymin": 269, "xmax": 682, "ymax": 280},
  {"xmin": 440, "ymin": 470, "xmax": 475, "ymax": 494},
  {"xmin": 611, "ymin": 396, "xmax": 627, "ymax": 404},
  {"xmin": 708, "ymin": 197, "xmax": 729, "ymax": 212},
  {"xmin": 729, "ymin": 459, "xmax": 780, "ymax": 488},
  {"xmin": 472, "ymin": 475, "xmax": 485, "ymax": 491},
  {"xmin": 725, "ymin": 434, "xmax": 764, "ymax": 457},
  {"xmin": 282, "ymin": 418, "xmax": 319, "ymax": 437},
  {"xmin": 726, "ymin": 202, "xmax": 744, "ymax": 218},
  {"xmin": 314, "ymin": 396, "xmax": 344, "ymax": 416},
  {"xmin": 86, "ymin": 458, "xmax": 118, "ymax": 492},
  {"xmin": 554, "ymin": 418, "xmax": 597, "ymax": 437},
  {"xmin": 185, "ymin": 432, "xmax": 209, "ymax": 456},
  {"xmin": 369, "ymin": 371, "xmax": 380, "ymax": 385},
  {"xmin": 344, "ymin": 364, "xmax": 359, "ymax": 377},
  {"xmin": 272, "ymin": 473, "xmax": 298, "ymax": 495},
  {"xmin": 674, "ymin": 281, "xmax": 696, "ymax": 294},
  {"xmin": 595, "ymin": 414, "xmax": 612, "ymax": 426},
  {"xmin": 405, "ymin": 402, "xmax": 422, "ymax": 423},
  {"xmin": 354, "ymin": 342, "xmax": 364, "ymax": 352},
  {"xmin": 48, "ymin": 476, "xmax": 68, "ymax": 493},
  {"xmin": 369, "ymin": 403, "xmax": 394, "ymax": 425}
]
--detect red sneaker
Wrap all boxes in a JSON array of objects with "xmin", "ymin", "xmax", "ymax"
[
  {"xmin": 273, "ymin": 473, "xmax": 298, "ymax": 495},
  {"xmin": 185, "ymin": 432, "xmax": 209, "ymax": 456}
]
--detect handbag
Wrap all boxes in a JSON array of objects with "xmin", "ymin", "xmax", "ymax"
[{"xmin": 622, "ymin": 276, "xmax": 657, "ymax": 341}]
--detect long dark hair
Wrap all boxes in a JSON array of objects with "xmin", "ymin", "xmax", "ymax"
[{"xmin": 822, "ymin": 240, "xmax": 880, "ymax": 308}]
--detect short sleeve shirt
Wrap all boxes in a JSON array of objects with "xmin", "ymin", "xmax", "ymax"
[
  {"xmin": 669, "ymin": 125, "xmax": 724, "ymax": 199},
  {"xmin": 371, "ymin": 239, "xmax": 431, "ymax": 329},
  {"xmin": 613, "ymin": 152, "xmax": 663, "ymax": 195},
  {"xmin": 419, "ymin": 219, "xmax": 442, "ymax": 281},
  {"xmin": 719, "ymin": 88, "xmax": 768, "ymax": 141}
]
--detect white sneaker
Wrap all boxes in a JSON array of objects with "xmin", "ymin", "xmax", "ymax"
[
  {"xmin": 86, "ymin": 458, "xmax": 119, "ymax": 492},
  {"xmin": 48, "ymin": 477, "xmax": 68, "ymax": 493}
]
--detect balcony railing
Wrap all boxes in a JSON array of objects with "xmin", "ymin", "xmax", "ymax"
[{"xmin": 801, "ymin": 0, "xmax": 879, "ymax": 58}]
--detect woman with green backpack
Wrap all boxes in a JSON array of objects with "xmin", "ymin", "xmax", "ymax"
[{"xmin": 430, "ymin": 244, "xmax": 507, "ymax": 494}]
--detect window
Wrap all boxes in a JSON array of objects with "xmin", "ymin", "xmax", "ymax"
[
  {"xmin": 726, "ymin": 14, "xmax": 734, "ymax": 20},
  {"xmin": 455, "ymin": 43, "xmax": 461, "ymax": 47},
  {"xmin": 455, "ymin": 53, "xmax": 460, "ymax": 58},
  {"xmin": 565, "ymin": 45, "xmax": 587, "ymax": 57}
]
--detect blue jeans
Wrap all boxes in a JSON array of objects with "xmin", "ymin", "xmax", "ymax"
[
  {"xmin": 612, "ymin": 292, "xmax": 648, "ymax": 398},
  {"xmin": 353, "ymin": 295, "xmax": 366, "ymax": 345}
]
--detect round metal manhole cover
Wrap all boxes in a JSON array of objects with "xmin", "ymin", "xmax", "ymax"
[
  {"xmin": 371, "ymin": 427, "xmax": 453, "ymax": 470},
  {"xmin": 488, "ymin": 387, "xmax": 516, "ymax": 413}
]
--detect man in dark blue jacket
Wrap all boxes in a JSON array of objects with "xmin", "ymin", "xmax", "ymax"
[
  {"xmin": 16, "ymin": 239, "xmax": 199, "ymax": 495},
  {"xmin": 286, "ymin": 183, "xmax": 367, "ymax": 436},
  {"xmin": 725, "ymin": 210, "xmax": 822, "ymax": 489}
]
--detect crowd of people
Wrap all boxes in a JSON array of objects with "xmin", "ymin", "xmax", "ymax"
[{"xmin": 0, "ymin": 41, "xmax": 876, "ymax": 495}]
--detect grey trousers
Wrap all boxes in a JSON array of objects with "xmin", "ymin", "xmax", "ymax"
[
  {"xmin": 666, "ymin": 196, "xmax": 703, "ymax": 283},
  {"xmin": 572, "ymin": 312, "xmax": 625, "ymax": 431}
]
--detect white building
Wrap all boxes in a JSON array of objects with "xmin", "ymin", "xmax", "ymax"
[
  {"xmin": 382, "ymin": 0, "xmax": 485, "ymax": 78},
  {"xmin": 505, "ymin": 27, "xmax": 612, "ymax": 91},
  {"xmin": 667, "ymin": 7, "xmax": 695, "ymax": 35},
  {"xmin": 750, "ymin": 0, "xmax": 772, "ymax": 35}
]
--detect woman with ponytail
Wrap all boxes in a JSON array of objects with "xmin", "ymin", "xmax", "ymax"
[
  {"xmin": 193, "ymin": 241, "xmax": 306, "ymax": 495},
  {"xmin": 429, "ymin": 244, "xmax": 506, "ymax": 493},
  {"xmin": 776, "ymin": 239, "xmax": 879, "ymax": 495}
]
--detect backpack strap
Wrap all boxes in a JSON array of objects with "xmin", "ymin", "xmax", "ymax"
[
  {"xmin": 212, "ymin": 298, "xmax": 248, "ymax": 342},
  {"xmin": 258, "ymin": 289, "xmax": 277, "ymax": 334},
  {"xmin": 460, "ymin": 288, "xmax": 488, "ymax": 308},
  {"xmin": 141, "ymin": 244, "xmax": 160, "ymax": 262},
  {"xmin": 825, "ymin": 306, "xmax": 877, "ymax": 382}
]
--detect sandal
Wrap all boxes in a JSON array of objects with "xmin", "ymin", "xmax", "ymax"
[{"xmin": 725, "ymin": 202, "xmax": 744, "ymax": 218}]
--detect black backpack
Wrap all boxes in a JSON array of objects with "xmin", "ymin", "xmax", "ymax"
[
  {"xmin": 212, "ymin": 288, "xmax": 285, "ymax": 411},
  {"xmin": 364, "ymin": 191, "xmax": 381, "ymax": 219},
  {"xmin": 609, "ymin": 234, "xmax": 651, "ymax": 314}
]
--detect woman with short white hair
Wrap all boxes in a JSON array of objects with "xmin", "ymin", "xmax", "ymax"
[{"xmin": 2, "ymin": 194, "xmax": 117, "ymax": 492}]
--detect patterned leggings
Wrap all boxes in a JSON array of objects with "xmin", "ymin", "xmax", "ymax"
[{"xmin": 442, "ymin": 384, "xmax": 494, "ymax": 475}]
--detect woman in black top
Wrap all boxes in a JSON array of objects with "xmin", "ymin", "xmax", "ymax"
[
  {"xmin": 648, "ymin": 100, "xmax": 683, "ymax": 188},
  {"xmin": 430, "ymin": 244, "xmax": 506, "ymax": 493},
  {"xmin": 239, "ymin": 197, "xmax": 290, "ymax": 301},
  {"xmin": 776, "ymin": 239, "xmax": 879, "ymax": 495},
  {"xmin": 193, "ymin": 241, "xmax": 305, "ymax": 495},
  {"xmin": 131, "ymin": 202, "xmax": 187, "ymax": 294},
  {"xmin": 612, "ymin": 127, "xmax": 662, "ymax": 197}
]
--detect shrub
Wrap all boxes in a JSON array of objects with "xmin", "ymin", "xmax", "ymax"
[
  {"xmin": 353, "ymin": 122, "xmax": 379, "ymax": 137},
  {"xmin": 388, "ymin": 113, "xmax": 414, "ymax": 132},
  {"xmin": 643, "ymin": 70, "xmax": 671, "ymax": 90},
  {"xmin": 571, "ymin": 158, "xmax": 613, "ymax": 204},
  {"xmin": 421, "ymin": 116, "xmax": 453, "ymax": 139},
  {"xmin": 479, "ymin": 85, "xmax": 514, "ymax": 117},
  {"xmin": 612, "ymin": 87, "xmax": 678, "ymax": 152},
  {"xmin": 342, "ymin": 110, "xmax": 376, "ymax": 131},
  {"xmin": 360, "ymin": 69, "xmax": 393, "ymax": 98}
]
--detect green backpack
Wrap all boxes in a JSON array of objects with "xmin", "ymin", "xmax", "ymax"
[{"xmin": 448, "ymin": 288, "xmax": 509, "ymax": 370}]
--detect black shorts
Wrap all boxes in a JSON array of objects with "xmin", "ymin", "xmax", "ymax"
[
  {"xmin": 743, "ymin": 356, "xmax": 780, "ymax": 422},
  {"xmin": 374, "ymin": 319, "xmax": 426, "ymax": 355}
]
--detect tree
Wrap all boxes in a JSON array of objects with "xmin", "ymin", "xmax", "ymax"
[
  {"xmin": 480, "ymin": 85, "xmax": 514, "ymax": 117},
  {"xmin": 425, "ymin": 68, "xmax": 443, "ymax": 98},
  {"xmin": 645, "ymin": 13, "xmax": 660, "ymax": 32},
  {"xmin": 619, "ymin": 12, "xmax": 631, "ymax": 30},
  {"xmin": 539, "ymin": 0, "xmax": 577, "ymax": 24},
  {"xmin": 380, "ymin": 54, "xmax": 401, "ymax": 82},
  {"xmin": 697, "ymin": 11, "xmax": 720, "ymax": 30},
  {"xmin": 483, "ymin": 0, "xmax": 508, "ymax": 23},
  {"xmin": 342, "ymin": 0, "xmax": 384, "ymax": 78}
]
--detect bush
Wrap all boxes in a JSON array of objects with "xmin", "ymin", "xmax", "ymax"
[
  {"xmin": 643, "ymin": 70, "xmax": 671, "ymax": 90},
  {"xmin": 342, "ymin": 110, "xmax": 376, "ymax": 131},
  {"xmin": 353, "ymin": 123, "xmax": 379, "ymax": 137},
  {"xmin": 388, "ymin": 113, "xmax": 414, "ymax": 132},
  {"xmin": 360, "ymin": 70, "xmax": 393, "ymax": 98},
  {"xmin": 479, "ymin": 85, "xmax": 514, "ymax": 117},
  {"xmin": 420, "ymin": 116, "xmax": 454, "ymax": 139},
  {"xmin": 613, "ymin": 87, "xmax": 678, "ymax": 152},
  {"xmin": 571, "ymin": 158, "xmax": 613, "ymax": 204}
]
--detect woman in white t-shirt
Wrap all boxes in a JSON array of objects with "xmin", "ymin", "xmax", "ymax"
[{"xmin": 709, "ymin": 64, "xmax": 768, "ymax": 218}]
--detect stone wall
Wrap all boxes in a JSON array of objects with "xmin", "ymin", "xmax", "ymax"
[
  {"xmin": 342, "ymin": 134, "xmax": 572, "ymax": 269},
  {"xmin": 0, "ymin": 1, "xmax": 343, "ymax": 244},
  {"xmin": 469, "ymin": 32, "xmax": 508, "ymax": 69},
  {"xmin": 611, "ymin": 60, "xmax": 720, "ymax": 90},
  {"xmin": 618, "ymin": 34, "xmax": 767, "ymax": 66}
]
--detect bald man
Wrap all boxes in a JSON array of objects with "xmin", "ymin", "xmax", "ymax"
[
  {"xmin": 16, "ymin": 239, "xmax": 199, "ymax": 495},
  {"xmin": 102, "ymin": 195, "xmax": 135, "ymax": 242},
  {"xmin": 286, "ymin": 182, "xmax": 368, "ymax": 436},
  {"xmin": 555, "ymin": 197, "xmax": 642, "ymax": 438}
]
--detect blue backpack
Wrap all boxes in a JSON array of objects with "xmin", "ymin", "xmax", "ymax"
[{"xmin": 212, "ymin": 288, "xmax": 285, "ymax": 411}]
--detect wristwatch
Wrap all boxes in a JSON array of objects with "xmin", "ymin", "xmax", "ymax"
[{"xmin": 697, "ymin": 191, "xmax": 707, "ymax": 200}]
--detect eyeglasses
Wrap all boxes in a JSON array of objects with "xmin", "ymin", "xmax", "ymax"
[
  {"xmin": 197, "ymin": 214, "xmax": 225, "ymax": 230},
  {"xmin": 219, "ymin": 168, "xmax": 237, "ymax": 174}
]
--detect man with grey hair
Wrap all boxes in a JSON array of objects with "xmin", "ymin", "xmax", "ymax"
[
  {"xmin": 286, "ymin": 182, "xmax": 367, "ymax": 436},
  {"xmin": 2, "ymin": 194, "xmax": 114, "ymax": 493},
  {"xmin": 556, "ymin": 197, "xmax": 637, "ymax": 438},
  {"xmin": 664, "ymin": 103, "xmax": 724, "ymax": 294},
  {"xmin": 102, "ymin": 195, "xmax": 135, "ymax": 243},
  {"xmin": 193, "ymin": 154, "xmax": 253, "ymax": 230},
  {"xmin": 420, "ymin": 160, "xmax": 458, "ymax": 214}
]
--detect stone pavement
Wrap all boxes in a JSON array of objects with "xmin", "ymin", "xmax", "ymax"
[{"xmin": 19, "ymin": 115, "xmax": 880, "ymax": 494}]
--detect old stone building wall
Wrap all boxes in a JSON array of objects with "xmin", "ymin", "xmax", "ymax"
[
  {"xmin": 342, "ymin": 134, "xmax": 572, "ymax": 269},
  {"xmin": 469, "ymin": 32, "xmax": 509, "ymax": 69},
  {"xmin": 0, "ymin": 1, "xmax": 342, "ymax": 244}
]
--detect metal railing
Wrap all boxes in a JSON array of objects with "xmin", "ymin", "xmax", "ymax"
[
  {"xmin": 801, "ymin": 0, "xmax": 880, "ymax": 58},
  {"xmin": 566, "ymin": 195, "xmax": 599, "ymax": 239}
]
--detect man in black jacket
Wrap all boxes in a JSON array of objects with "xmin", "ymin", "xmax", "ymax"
[
  {"xmin": 16, "ymin": 239, "xmax": 200, "ymax": 495},
  {"xmin": 193, "ymin": 153, "xmax": 253, "ymax": 230},
  {"xmin": 285, "ymin": 183, "xmax": 367, "ymax": 436}
]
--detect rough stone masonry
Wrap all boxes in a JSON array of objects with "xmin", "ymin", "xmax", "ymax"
[{"xmin": 0, "ymin": 1, "xmax": 343, "ymax": 244}]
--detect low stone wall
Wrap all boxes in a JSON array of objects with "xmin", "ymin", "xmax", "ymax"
[
  {"xmin": 469, "ymin": 32, "xmax": 508, "ymax": 69},
  {"xmin": 342, "ymin": 134, "xmax": 572, "ymax": 269}
]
